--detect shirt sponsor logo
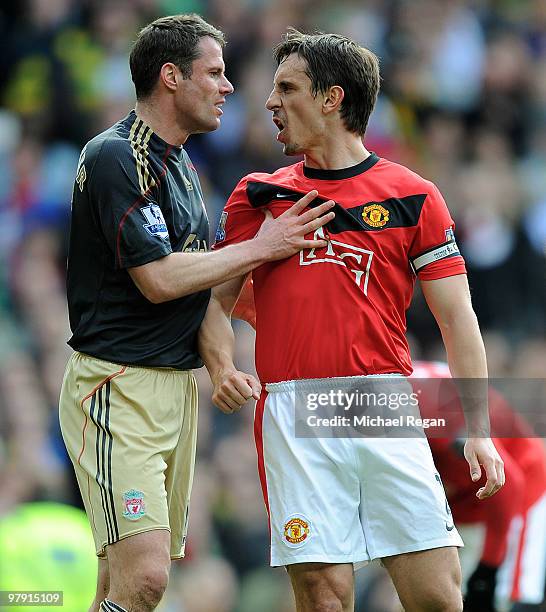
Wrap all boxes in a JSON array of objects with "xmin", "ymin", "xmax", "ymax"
[
  {"xmin": 283, "ymin": 515, "xmax": 311, "ymax": 547},
  {"xmin": 76, "ymin": 164, "xmax": 87, "ymax": 192},
  {"xmin": 182, "ymin": 233, "xmax": 208, "ymax": 252},
  {"xmin": 300, "ymin": 227, "xmax": 374, "ymax": 294},
  {"xmin": 362, "ymin": 203, "xmax": 389, "ymax": 228},
  {"xmin": 215, "ymin": 211, "xmax": 228, "ymax": 242},
  {"xmin": 183, "ymin": 175, "xmax": 193, "ymax": 191},
  {"xmin": 75, "ymin": 144, "xmax": 88, "ymax": 192},
  {"xmin": 141, "ymin": 204, "xmax": 169, "ymax": 240},
  {"xmin": 122, "ymin": 489, "xmax": 146, "ymax": 521}
]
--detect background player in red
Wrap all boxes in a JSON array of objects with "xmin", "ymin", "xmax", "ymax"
[
  {"xmin": 199, "ymin": 29, "xmax": 504, "ymax": 612},
  {"xmin": 412, "ymin": 361, "xmax": 546, "ymax": 612}
]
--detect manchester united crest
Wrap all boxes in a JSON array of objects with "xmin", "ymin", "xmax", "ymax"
[
  {"xmin": 362, "ymin": 203, "xmax": 389, "ymax": 228},
  {"xmin": 283, "ymin": 515, "xmax": 311, "ymax": 547}
]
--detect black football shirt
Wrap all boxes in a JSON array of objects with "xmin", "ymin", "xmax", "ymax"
[{"xmin": 67, "ymin": 110, "xmax": 210, "ymax": 369}]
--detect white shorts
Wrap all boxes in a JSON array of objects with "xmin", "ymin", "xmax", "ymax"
[{"xmin": 254, "ymin": 377, "xmax": 463, "ymax": 568}]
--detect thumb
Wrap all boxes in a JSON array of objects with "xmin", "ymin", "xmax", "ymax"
[
  {"xmin": 247, "ymin": 375, "xmax": 262, "ymax": 400},
  {"xmin": 468, "ymin": 453, "xmax": 481, "ymax": 482}
]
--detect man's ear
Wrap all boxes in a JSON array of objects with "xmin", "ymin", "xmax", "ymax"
[
  {"xmin": 159, "ymin": 62, "xmax": 180, "ymax": 93},
  {"xmin": 323, "ymin": 85, "xmax": 344, "ymax": 115}
]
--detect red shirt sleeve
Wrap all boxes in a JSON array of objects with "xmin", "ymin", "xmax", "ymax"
[
  {"xmin": 213, "ymin": 177, "xmax": 265, "ymax": 249},
  {"xmin": 409, "ymin": 182, "xmax": 466, "ymax": 281}
]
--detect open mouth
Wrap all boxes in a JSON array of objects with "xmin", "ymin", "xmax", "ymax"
[
  {"xmin": 215, "ymin": 100, "xmax": 225, "ymax": 115},
  {"xmin": 272, "ymin": 116, "xmax": 285, "ymax": 131},
  {"xmin": 273, "ymin": 116, "xmax": 286, "ymax": 141}
]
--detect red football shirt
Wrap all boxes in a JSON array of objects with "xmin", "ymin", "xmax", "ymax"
[{"xmin": 215, "ymin": 153, "xmax": 466, "ymax": 383}]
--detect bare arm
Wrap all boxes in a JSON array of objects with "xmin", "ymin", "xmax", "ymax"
[
  {"xmin": 129, "ymin": 191, "xmax": 334, "ymax": 303},
  {"xmin": 130, "ymin": 242, "xmax": 266, "ymax": 304},
  {"xmin": 421, "ymin": 274, "xmax": 487, "ymax": 381},
  {"xmin": 421, "ymin": 274, "xmax": 505, "ymax": 498},
  {"xmin": 198, "ymin": 275, "xmax": 258, "ymax": 413}
]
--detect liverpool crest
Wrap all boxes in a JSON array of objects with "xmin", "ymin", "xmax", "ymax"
[{"xmin": 123, "ymin": 489, "xmax": 146, "ymax": 521}]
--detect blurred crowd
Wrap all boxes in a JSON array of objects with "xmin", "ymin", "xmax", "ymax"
[{"xmin": 0, "ymin": 0, "xmax": 545, "ymax": 610}]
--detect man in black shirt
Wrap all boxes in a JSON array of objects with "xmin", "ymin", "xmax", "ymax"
[
  {"xmin": 59, "ymin": 14, "xmax": 334, "ymax": 612},
  {"xmin": 67, "ymin": 109, "xmax": 212, "ymax": 370}
]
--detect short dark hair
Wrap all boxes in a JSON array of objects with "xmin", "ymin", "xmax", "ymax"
[
  {"xmin": 273, "ymin": 28, "xmax": 380, "ymax": 136},
  {"xmin": 130, "ymin": 14, "xmax": 226, "ymax": 100}
]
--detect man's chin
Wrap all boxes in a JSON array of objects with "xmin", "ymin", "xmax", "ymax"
[
  {"xmin": 193, "ymin": 118, "xmax": 221, "ymax": 135},
  {"xmin": 283, "ymin": 142, "xmax": 302, "ymax": 156},
  {"xmin": 207, "ymin": 117, "xmax": 222, "ymax": 132}
]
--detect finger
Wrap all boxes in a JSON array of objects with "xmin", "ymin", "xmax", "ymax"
[
  {"xmin": 298, "ymin": 239, "xmax": 329, "ymax": 250},
  {"xmin": 466, "ymin": 451, "xmax": 481, "ymax": 482},
  {"xmin": 225, "ymin": 399, "xmax": 242, "ymax": 412},
  {"xmin": 298, "ymin": 200, "xmax": 335, "ymax": 223},
  {"xmin": 222, "ymin": 384, "xmax": 250, "ymax": 406},
  {"xmin": 477, "ymin": 483, "xmax": 502, "ymax": 499},
  {"xmin": 218, "ymin": 398, "xmax": 241, "ymax": 414},
  {"xmin": 498, "ymin": 459, "xmax": 506, "ymax": 487},
  {"xmin": 302, "ymin": 211, "xmax": 335, "ymax": 234},
  {"xmin": 220, "ymin": 373, "xmax": 254, "ymax": 403},
  {"xmin": 262, "ymin": 209, "xmax": 273, "ymax": 220},
  {"xmin": 495, "ymin": 459, "xmax": 505, "ymax": 490},
  {"xmin": 284, "ymin": 190, "xmax": 319, "ymax": 216},
  {"xmin": 214, "ymin": 397, "xmax": 233, "ymax": 414},
  {"xmin": 477, "ymin": 460, "xmax": 499, "ymax": 499},
  {"xmin": 247, "ymin": 375, "xmax": 262, "ymax": 400},
  {"xmin": 231, "ymin": 377, "xmax": 255, "ymax": 402},
  {"xmin": 478, "ymin": 483, "xmax": 501, "ymax": 499},
  {"xmin": 216, "ymin": 384, "xmax": 246, "ymax": 410}
]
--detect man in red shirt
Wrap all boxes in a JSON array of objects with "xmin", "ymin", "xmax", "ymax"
[
  {"xmin": 199, "ymin": 29, "xmax": 504, "ymax": 612},
  {"xmin": 412, "ymin": 361, "xmax": 546, "ymax": 611}
]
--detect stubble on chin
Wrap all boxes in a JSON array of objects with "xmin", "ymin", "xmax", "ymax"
[{"xmin": 283, "ymin": 142, "xmax": 301, "ymax": 156}]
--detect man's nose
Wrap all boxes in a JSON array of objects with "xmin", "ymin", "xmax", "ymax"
[
  {"xmin": 221, "ymin": 76, "xmax": 234, "ymax": 95},
  {"xmin": 265, "ymin": 90, "xmax": 279, "ymax": 110}
]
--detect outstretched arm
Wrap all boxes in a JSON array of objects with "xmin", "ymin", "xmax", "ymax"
[
  {"xmin": 130, "ymin": 191, "xmax": 334, "ymax": 303},
  {"xmin": 421, "ymin": 274, "xmax": 505, "ymax": 499}
]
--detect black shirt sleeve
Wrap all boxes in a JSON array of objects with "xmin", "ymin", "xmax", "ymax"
[{"xmin": 87, "ymin": 139, "xmax": 172, "ymax": 269}]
